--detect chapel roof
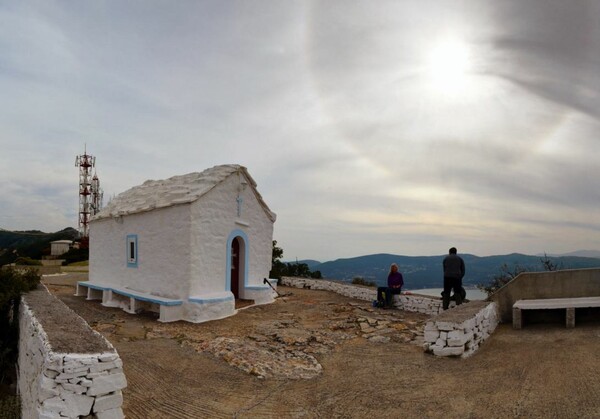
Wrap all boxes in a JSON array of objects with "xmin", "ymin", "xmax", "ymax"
[{"xmin": 92, "ymin": 164, "xmax": 276, "ymax": 222}]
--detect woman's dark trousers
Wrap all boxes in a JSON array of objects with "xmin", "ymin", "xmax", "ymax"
[{"xmin": 377, "ymin": 287, "xmax": 402, "ymax": 307}]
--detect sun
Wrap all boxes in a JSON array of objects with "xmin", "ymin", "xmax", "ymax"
[{"xmin": 424, "ymin": 39, "xmax": 473, "ymax": 96}]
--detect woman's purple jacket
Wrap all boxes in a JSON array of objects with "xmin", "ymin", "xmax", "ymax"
[{"xmin": 387, "ymin": 272, "xmax": 404, "ymax": 288}]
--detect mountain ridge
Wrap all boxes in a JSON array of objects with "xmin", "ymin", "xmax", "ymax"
[{"xmin": 299, "ymin": 252, "xmax": 600, "ymax": 289}]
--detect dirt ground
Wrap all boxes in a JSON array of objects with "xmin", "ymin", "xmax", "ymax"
[{"xmin": 43, "ymin": 274, "xmax": 600, "ymax": 418}]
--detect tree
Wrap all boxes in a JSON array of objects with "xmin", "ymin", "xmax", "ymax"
[
  {"xmin": 268, "ymin": 241, "xmax": 320, "ymax": 280},
  {"xmin": 540, "ymin": 252, "xmax": 563, "ymax": 272},
  {"xmin": 480, "ymin": 254, "xmax": 567, "ymax": 296},
  {"xmin": 479, "ymin": 263, "xmax": 528, "ymax": 296},
  {"xmin": 269, "ymin": 241, "xmax": 287, "ymax": 279}
]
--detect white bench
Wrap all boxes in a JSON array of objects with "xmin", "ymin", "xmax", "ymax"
[
  {"xmin": 76, "ymin": 281, "xmax": 183, "ymax": 322},
  {"xmin": 513, "ymin": 297, "xmax": 600, "ymax": 329}
]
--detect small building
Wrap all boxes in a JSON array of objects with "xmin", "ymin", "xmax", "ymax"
[
  {"xmin": 50, "ymin": 240, "xmax": 73, "ymax": 256},
  {"xmin": 76, "ymin": 164, "xmax": 277, "ymax": 323}
]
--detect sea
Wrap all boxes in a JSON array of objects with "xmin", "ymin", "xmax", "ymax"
[{"xmin": 406, "ymin": 287, "xmax": 487, "ymax": 301}]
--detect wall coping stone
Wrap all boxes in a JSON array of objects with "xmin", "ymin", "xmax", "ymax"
[{"xmin": 19, "ymin": 285, "xmax": 126, "ymax": 418}]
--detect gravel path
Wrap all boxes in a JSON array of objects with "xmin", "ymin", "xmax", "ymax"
[{"xmin": 44, "ymin": 274, "xmax": 600, "ymax": 418}]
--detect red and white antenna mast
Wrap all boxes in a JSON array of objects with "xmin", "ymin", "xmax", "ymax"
[{"xmin": 75, "ymin": 146, "xmax": 103, "ymax": 237}]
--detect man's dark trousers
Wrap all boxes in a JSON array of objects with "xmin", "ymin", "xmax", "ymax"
[{"xmin": 442, "ymin": 276, "xmax": 463, "ymax": 310}]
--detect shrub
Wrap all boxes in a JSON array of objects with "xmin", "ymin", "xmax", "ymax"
[
  {"xmin": 14, "ymin": 257, "xmax": 42, "ymax": 266},
  {"xmin": 0, "ymin": 268, "xmax": 40, "ymax": 386},
  {"xmin": 61, "ymin": 247, "xmax": 89, "ymax": 266},
  {"xmin": 0, "ymin": 394, "xmax": 20, "ymax": 418},
  {"xmin": 351, "ymin": 277, "xmax": 377, "ymax": 287}
]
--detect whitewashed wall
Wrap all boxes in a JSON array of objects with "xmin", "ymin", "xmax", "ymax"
[
  {"xmin": 19, "ymin": 291, "xmax": 126, "ymax": 418},
  {"xmin": 90, "ymin": 204, "xmax": 191, "ymax": 300},
  {"xmin": 189, "ymin": 172, "xmax": 274, "ymax": 298}
]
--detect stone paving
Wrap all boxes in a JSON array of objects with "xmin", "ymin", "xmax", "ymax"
[{"xmin": 145, "ymin": 301, "xmax": 426, "ymax": 380}]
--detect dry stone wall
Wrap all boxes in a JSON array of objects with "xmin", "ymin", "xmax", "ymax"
[
  {"xmin": 423, "ymin": 301, "xmax": 498, "ymax": 358},
  {"xmin": 281, "ymin": 277, "xmax": 498, "ymax": 358},
  {"xmin": 19, "ymin": 286, "xmax": 126, "ymax": 418},
  {"xmin": 279, "ymin": 277, "xmax": 457, "ymax": 315}
]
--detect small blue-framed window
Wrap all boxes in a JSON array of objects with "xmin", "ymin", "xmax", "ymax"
[{"xmin": 126, "ymin": 235, "xmax": 138, "ymax": 268}]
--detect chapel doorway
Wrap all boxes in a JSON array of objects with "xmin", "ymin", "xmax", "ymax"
[{"xmin": 231, "ymin": 237, "xmax": 240, "ymax": 299}]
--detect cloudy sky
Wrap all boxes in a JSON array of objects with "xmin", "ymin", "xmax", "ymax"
[{"xmin": 1, "ymin": 1, "xmax": 600, "ymax": 261}]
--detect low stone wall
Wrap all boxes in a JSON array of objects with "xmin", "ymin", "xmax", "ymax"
[
  {"xmin": 281, "ymin": 277, "xmax": 499, "ymax": 358},
  {"xmin": 2, "ymin": 265, "xmax": 63, "ymax": 275},
  {"xmin": 19, "ymin": 286, "xmax": 126, "ymax": 418},
  {"xmin": 279, "ymin": 277, "xmax": 457, "ymax": 316},
  {"xmin": 423, "ymin": 301, "xmax": 498, "ymax": 358}
]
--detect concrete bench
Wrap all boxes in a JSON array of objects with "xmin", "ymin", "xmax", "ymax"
[
  {"xmin": 513, "ymin": 297, "xmax": 600, "ymax": 329},
  {"xmin": 76, "ymin": 281, "xmax": 183, "ymax": 322}
]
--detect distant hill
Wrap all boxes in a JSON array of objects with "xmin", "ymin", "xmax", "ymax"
[
  {"xmin": 293, "ymin": 260, "xmax": 322, "ymax": 270},
  {"xmin": 0, "ymin": 227, "xmax": 79, "ymax": 265},
  {"xmin": 312, "ymin": 253, "xmax": 600, "ymax": 290},
  {"xmin": 543, "ymin": 250, "xmax": 600, "ymax": 259}
]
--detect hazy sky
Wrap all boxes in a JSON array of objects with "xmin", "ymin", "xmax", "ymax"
[{"xmin": 1, "ymin": 1, "xmax": 600, "ymax": 261}]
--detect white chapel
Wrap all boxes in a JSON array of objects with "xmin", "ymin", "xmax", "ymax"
[{"xmin": 76, "ymin": 164, "xmax": 277, "ymax": 323}]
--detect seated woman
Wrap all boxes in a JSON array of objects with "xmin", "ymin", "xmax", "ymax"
[{"xmin": 376, "ymin": 263, "xmax": 404, "ymax": 308}]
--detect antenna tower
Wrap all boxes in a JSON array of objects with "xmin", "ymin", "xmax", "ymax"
[{"xmin": 75, "ymin": 146, "xmax": 103, "ymax": 237}]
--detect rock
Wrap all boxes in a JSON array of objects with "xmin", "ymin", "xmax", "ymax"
[
  {"xmin": 87, "ymin": 373, "xmax": 127, "ymax": 397},
  {"xmin": 93, "ymin": 391, "xmax": 124, "ymax": 413},
  {"xmin": 368, "ymin": 336, "xmax": 391, "ymax": 343}
]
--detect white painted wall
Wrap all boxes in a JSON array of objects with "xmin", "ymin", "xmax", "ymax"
[
  {"xmin": 189, "ymin": 172, "xmax": 274, "ymax": 298},
  {"xmin": 90, "ymin": 204, "xmax": 191, "ymax": 300}
]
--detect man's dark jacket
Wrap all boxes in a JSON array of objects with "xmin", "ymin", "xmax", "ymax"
[{"xmin": 443, "ymin": 254, "xmax": 465, "ymax": 279}]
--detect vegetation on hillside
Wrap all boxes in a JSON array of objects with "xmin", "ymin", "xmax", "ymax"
[
  {"xmin": 0, "ymin": 267, "xmax": 40, "ymax": 409},
  {"xmin": 269, "ymin": 241, "xmax": 322, "ymax": 280},
  {"xmin": 0, "ymin": 227, "xmax": 79, "ymax": 266}
]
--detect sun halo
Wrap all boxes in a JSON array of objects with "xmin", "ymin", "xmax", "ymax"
[{"xmin": 424, "ymin": 39, "xmax": 473, "ymax": 96}]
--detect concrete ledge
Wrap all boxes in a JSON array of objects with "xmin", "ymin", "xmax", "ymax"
[
  {"xmin": 513, "ymin": 296, "xmax": 600, "ymax": 310},
  {"xmin": 512, "ymin": 296, "xmax": 600, "ymax": 329}
]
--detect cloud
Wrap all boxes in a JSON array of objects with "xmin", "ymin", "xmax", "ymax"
[{"xmin": 1, "ymin": 1, "xmax": 600, "ymax": 259}]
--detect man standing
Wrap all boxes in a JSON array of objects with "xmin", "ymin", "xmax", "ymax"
[{"xmin": 442, "ymin": 247, "xmax": 465, "ymax": 310}]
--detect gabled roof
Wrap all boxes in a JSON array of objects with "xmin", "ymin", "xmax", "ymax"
[{"xmin": 92, "ymin": 164, "xmax": 276, "ymax": 222}]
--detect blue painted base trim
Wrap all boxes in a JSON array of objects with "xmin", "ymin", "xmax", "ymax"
[
  {"xmin": 189, "ymin": 295, "xmax": 234, "ymax": 305},
  {"xmin": 245, "ymin": 285, "xmax": 271, "ymax": 291}
]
